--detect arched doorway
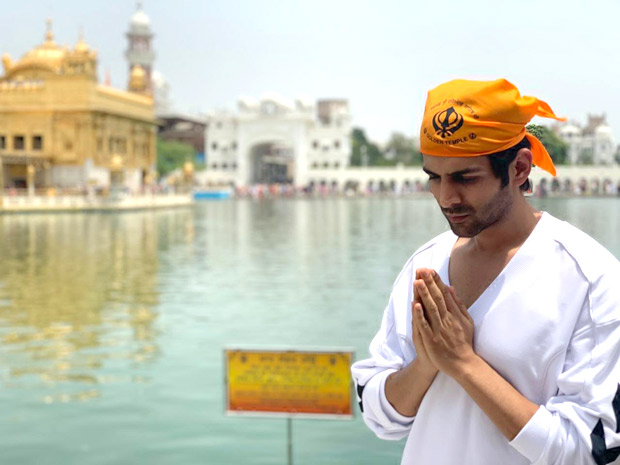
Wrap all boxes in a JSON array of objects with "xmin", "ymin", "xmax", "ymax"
[{"xmin": 250, "ymin": 142, "xmax": 294, "ymax": 184}]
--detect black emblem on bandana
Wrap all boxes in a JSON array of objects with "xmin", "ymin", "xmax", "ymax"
[{"xmin": 432, "ymin": 106, "xmax": 464, "ymax": 138}]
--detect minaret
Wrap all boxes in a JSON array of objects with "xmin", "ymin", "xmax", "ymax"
[{"xmin": 125, "ymin": 1, "xmax": 155, "ymax": 92}]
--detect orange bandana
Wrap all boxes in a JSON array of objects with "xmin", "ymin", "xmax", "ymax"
[{"xmin": 420, "ymin": 78, "xmax": 566, "ymax": 176}]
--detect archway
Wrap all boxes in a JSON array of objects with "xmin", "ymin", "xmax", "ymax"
[{"xmin": 249, "ymin": 142, "xmax": 294, "ymax": 184}]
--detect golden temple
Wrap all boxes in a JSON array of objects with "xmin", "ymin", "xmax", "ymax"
[{"xmin": 0, "ymin": 20, "xmax": 156, "ymax": 193}]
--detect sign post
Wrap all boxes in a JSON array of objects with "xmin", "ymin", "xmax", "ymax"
[
  {"xmin": 224, "ymin": 347, "xmax": 354, "ymax": 464},
  {"xmin": 287, "ymin": 417, "xmax": 293, "ymax": 465}
]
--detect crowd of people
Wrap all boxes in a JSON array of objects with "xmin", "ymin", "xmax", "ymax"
[{"xmin": 225, "ymin": 176, "xmax": 620, "ymax": 199}]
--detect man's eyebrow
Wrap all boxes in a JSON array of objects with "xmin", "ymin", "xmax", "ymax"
[{"xmin": 422, "ymin": 167, "xmax": 483, "ymax": 177}]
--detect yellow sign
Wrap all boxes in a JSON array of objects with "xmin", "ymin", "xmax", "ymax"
[{"xmin": 225, "ymin": 349, "xmax": 353, "ymax": 418}]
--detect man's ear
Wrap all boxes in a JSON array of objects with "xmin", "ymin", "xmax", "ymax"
[{"xmin": 513, "ymin": 148, "xmax": 533, "ymax": 188}]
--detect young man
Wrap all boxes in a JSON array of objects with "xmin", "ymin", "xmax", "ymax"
[{"xmin": 351, "ymin": 79, "xmax": 620, "ymax": 465}]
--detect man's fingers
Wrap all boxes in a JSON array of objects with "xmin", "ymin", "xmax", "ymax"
[
  {"xmin": 411, "ymin": 302, "xmax": 421, "ymax": 335},
  {"xmin": 449, "ymin": 286, "xmax": 472, "ymax": 322},
  {"xmin": 443, "ymin": 285, "xmax": 460, "ymax": 316},
  {"xmin": 415, "ymin": 279, "xmax": 442, "ymax": 333},
  {"xmin": 413, "ymin": 269, "xmax": 424, "ymax": 303},
  {"xmin": 431, "ymin": 270, "xmax": 453, "ymax": 298},
  {"xmin": 443, "ymin": 287, "xmax": 472, "ymax": 332},
  {"xmin": 426, "ymin": 270, "xmax": 472, "ymax": 328},
  {"xmin": 421, "ymin": 270, "xmax": 448, "ymax": 320},
  {"xmin": 413, "ymin": 302, "xmax": 432, "ymax": 336}
]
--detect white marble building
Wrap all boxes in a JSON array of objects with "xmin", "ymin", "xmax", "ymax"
[
  {"xmin": 203, "ymin": 94, "xmax": 351, "ymax": 187},
  {"xmin": 558, "ymin": 114, "xmax": 617, "ymax": 165}
]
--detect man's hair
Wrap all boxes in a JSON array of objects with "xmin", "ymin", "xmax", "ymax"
[{"xmin": 488, "ymin": 137, "xmax": 532, "ymax": 191}]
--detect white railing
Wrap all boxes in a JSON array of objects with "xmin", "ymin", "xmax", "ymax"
[{"xmin": 0, "ymin": 190, "xmax": 193, "ymax": 211}]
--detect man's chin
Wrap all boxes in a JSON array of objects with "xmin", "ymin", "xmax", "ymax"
[{"xmin": 447, "ymin": 220, "xmax": 480, "ymax": 238}]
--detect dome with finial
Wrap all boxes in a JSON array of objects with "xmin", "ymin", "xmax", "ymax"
[
  {"xmin": 13, "ymin": 19, "xmax": 67, "ymax": 74},
  {"xmin": 129, "ymin": 2, "xmax": 151, "ymax": 34},
  {"xmin": 74, "ymin": 30, "xmax": 90, "ymax": 53}
]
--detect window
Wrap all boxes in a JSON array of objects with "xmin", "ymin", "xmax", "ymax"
[
  {"xmin": 222, "ymin": 163, "xmax": 228, "ymax": 169},
  {"xmin": 232, "ymin": 162, "xmax": 237, "ymax": 170},
  {"xmin": 312, "ymin": 140, "xmax": 319, "ymax": 149},
  {"xmin": 211, "ymin": 142, "xmax": 218, "ymax": 151},
  {"xmin": 97, "ymin": 138, "xmax": 103, "ymax": 154},
  {"xmin": 311, "ymin": 162, "xmax": 318, "ymax": 168},
  {"xmin": 0, "ymin": 135, "xmax": 5, "ymax": 150},
  {"xmin": 323, "ymin": 162, "xmax": 329, "ymax": 168},
  {"xmin": 231, "ymin": 142, "xmax": 237, "ymax": 150},
  {"xmin": 32, "ymin": 135, "xmax": 43, "ymax": 150},
  {"xmin": 211, "ymin": 163, "xmax": 218, "ymax": 169},
  {"xmin": 334, "ymin": 162, "xmax": 340, "ymax": 168},
  {"xmin": 334, "ymin": 140, "xmax": 340, "ymax": 149},
  {"xmin": 14, "ymin": 135, "xmax": 25, "ymax": 150}
]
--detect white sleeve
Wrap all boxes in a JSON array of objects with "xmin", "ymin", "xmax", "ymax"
[
  {"xmin": 510, "ymin": 272, "xmax": 620, "ymax": 465},
  {"xmin": 351, "ymin": 293, "xmax": 415, "ymax": 441}
]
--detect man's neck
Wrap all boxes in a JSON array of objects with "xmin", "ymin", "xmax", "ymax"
[{"xmin": 467, "ymin": 198, "xmax": 540, "ymax": 254}]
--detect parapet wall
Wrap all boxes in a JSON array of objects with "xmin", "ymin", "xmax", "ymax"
[{"xmin": 196, "ymin": 164, "xmax": 620, "ymax": 192}]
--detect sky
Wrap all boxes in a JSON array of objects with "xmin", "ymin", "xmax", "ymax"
[{"xmin": 1, "ymin": 0, "xmax": 619, "ymax": 144}]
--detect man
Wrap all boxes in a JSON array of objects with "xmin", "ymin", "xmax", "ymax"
[{"xmin": 351, "ymin": 78, "xmax": 620, "ymax": 465}]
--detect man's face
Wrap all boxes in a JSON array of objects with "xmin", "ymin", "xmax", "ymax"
[{"xmin": 422, "ymin": 154, "xmax": 514, "ymax": 238}]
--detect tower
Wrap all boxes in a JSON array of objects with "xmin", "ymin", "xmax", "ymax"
[{"xmin": 125, "ymin": 1, "xmax": 155, "ymax": 92}]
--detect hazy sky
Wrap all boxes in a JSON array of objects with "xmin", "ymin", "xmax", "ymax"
[{"xmin": 1, "ymin": 0, "xmax": 619, "ymax": 143}]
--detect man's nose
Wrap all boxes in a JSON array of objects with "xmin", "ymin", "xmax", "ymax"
[{"xmin": 438, "ymin": 181, "xmax": 460, "ymax": 208}]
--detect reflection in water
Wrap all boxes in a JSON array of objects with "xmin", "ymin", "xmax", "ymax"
[
  {"xmin": 0, "ymin": 199, "xmax": 619, "ymax": 464},
  {"xmin": 0, "ymin": 210, "xmax": 193, "ymax": 403}
]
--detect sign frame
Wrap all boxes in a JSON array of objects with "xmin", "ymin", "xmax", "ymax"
[{"xmin": 223, "ymin": 345, "xmax": 355, "ymax": 420}]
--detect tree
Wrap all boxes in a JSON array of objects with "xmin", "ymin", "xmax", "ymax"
[
  {"xmin": 350, "ymin": 128, "xmax": 422, "ymax": 167},
  {"xmin": 384, "ymin": 132, "xmax": 423, "ymax": 166},
  {"xmin": 156, "ymin": 138, "xmax": 196, "ymax": 176},
  {"xmin": 526, "ymin": 124, "xmax": 569, "ymax": 165},
  {"xmin": 350, "ymin": 128, "xmax": 382, "ymax": 166}
]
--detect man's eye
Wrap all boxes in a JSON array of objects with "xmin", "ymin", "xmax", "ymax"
[
  {"xmin": 428, "ymin": 175, "xmax": 439, "ymax": 181},
  {"xmin": 455, "ymin": 177, "xmax": 477, "ymax": 184}
]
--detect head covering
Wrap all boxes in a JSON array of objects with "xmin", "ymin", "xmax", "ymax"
[{"xmin": 419, "ymin": 78, "xmax": 565, "ymax": 176}]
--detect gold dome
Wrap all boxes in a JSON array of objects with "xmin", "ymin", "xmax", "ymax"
[
  {"xmin": 13, "ymin": 20, "xmax": 66, "ymax": 73},
  {"xmin": 129, "ymin": 65, "xmax": 147, "ymax": 93},
  {"xmin": 74, "ymin": 37, "xmax": 90, "ymax": 53},
  {"xmin": 130, "ymin": 65, "xmax": 146, "ymax": 79}
]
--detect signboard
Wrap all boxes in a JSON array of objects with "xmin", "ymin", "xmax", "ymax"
[{"xmin": 225, "ymin": 348, "xmax": 354, "ymax": 418}]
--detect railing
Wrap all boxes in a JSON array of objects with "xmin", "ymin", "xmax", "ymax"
[{"xmin": 0, "ymin": 188, "xmax": 193, "ymax": 211}]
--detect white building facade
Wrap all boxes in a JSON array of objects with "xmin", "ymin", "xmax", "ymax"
[
  {"xmin": 203, "ymin": 94, "xmax": 351, "ymax": 187},
  {"xmin": 558, "ymin": 114, "xmax": 617, "ymax": 165}
]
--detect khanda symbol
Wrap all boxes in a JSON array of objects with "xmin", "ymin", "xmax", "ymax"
[{"xmin": 432, "ymin": 106, "xmax": 464, "ymax": 138}]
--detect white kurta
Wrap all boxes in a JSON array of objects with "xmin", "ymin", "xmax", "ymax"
[{"xmin": 351, "ymin": 212, "xmax": 620, "ymax": 465}]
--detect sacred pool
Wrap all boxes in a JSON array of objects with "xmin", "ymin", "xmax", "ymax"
[{"xmin": 1, "ymin": 197, "xmax": 619, "ymax": 464}]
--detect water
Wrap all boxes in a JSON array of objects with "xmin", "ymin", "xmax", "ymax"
[{"xmin": 1, "ymin": 197, "xmax": 619, "ymax": 464}]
